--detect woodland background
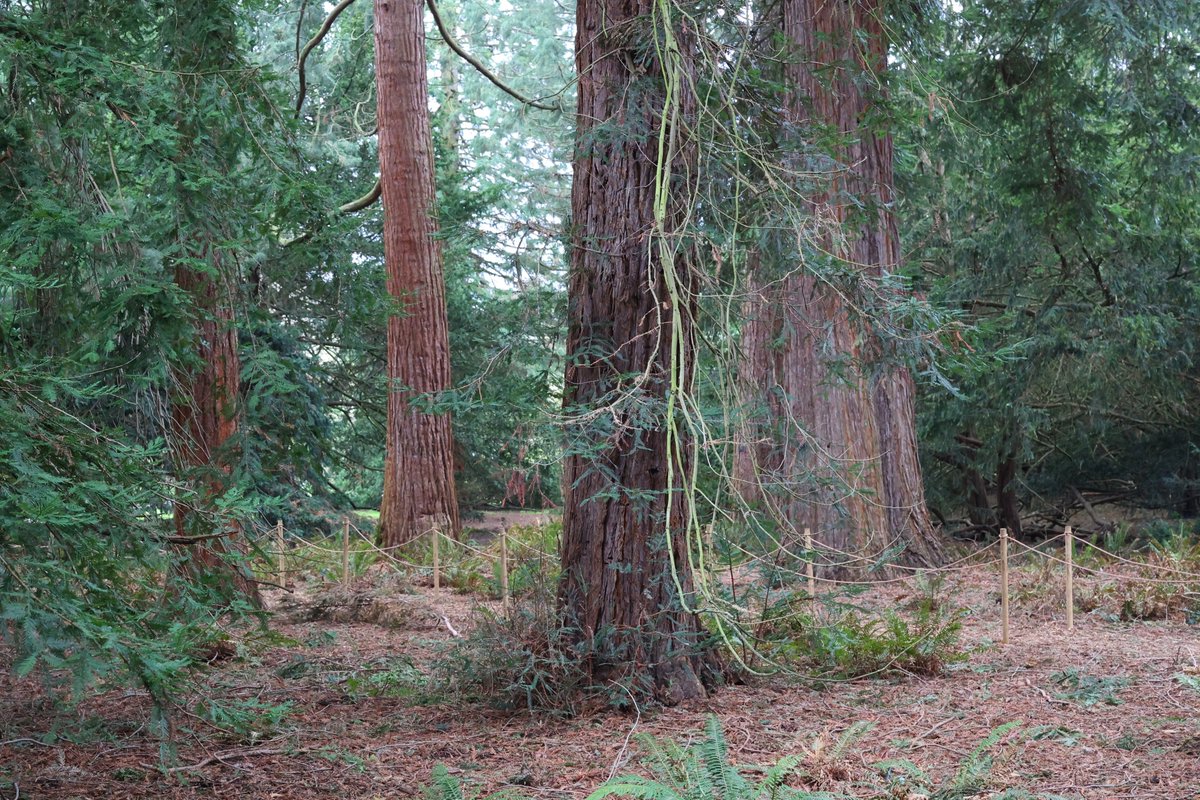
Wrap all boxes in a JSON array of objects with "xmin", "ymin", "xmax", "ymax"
[{"xmin": 2, "ymin": 0, "xmax": 1199, "ymax": 797}]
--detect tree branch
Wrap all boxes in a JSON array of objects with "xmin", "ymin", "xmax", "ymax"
[
  {"xmin": 338, "ymin": 178, "xmax": 381, "ymax": 213},
  {"xmin": 295, "ymin": 0, "xmax": 309, "ymax": 62},
  {"xmin": 425, "ymin": 0, "xmax": 562, "ymax": 112},
  {"xmin": 296, "ymin": 0, "xmax": 360, "ymax": 119}
]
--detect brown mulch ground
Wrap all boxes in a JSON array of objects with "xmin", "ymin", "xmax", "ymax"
[{"xmin": 3, "ymin": 561, "xmax": 1200, "ymax": 800}]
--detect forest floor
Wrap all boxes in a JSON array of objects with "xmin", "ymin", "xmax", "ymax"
[{"xmin": 4, "ymin": 545, "xmax": 1200, "ymax": 800}]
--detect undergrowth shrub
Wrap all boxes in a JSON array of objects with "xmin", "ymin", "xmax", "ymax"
[
  {"xmin": 589, "ymin": 715, "xmax": 833, "ymax": 800},
  {"xmin": 413, "ymin": 718, "xmax": 1067, "ymax": 800},
  {"xmin": 763, "ymin": 591, "xmax": 967, "ymax": 678},
  {"xmin": 431, "ymin": 588, "xmax": 612, "ymax": 715},
  {"xmin": 805, "ymin": 608, "xmax": 966, "ymax": 677},
  {"xmin": 585, "ymin": 716, "xmax": 1050, "ymax": 800}
]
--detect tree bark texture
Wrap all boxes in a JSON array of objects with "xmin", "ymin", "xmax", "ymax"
[
  {"xmin": 558, "ymin": 0, "xmax": 715, "ymax": 704},
  {"xmin": 737, "ymin": 0, "xmax": 943, "ymax": 574},
  {"xmin": 170, "ymin": 251, "xmax": 259, "ymax": 602},
  {"xmin": 374, "ymin": 0, "xmax": 461, "ymax": 548},
  {"xmin": 167, "ymin": 2, "xmax": 261, "ymax": 605}
]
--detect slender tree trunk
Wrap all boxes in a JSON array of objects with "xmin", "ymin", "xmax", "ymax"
[
  {"xmin": 558, "ymin": 0, "xmax": 716, "ymax": 704},
  {"xmin": 166, "ymin": 1, "xmax": 261, "ymax": 605},
  {"xmin": 996, "ymin": 452, "xmax": 1022, "ymax": 538},
  {"xmin": 170, "ymin": 250, "xmax": 259, "ymax": 603},
  {"xmin": 374, "ymin": 0, "xmax": 461, "ymax": 548},
  {"xmin": 737, "ymin": 0, "xmax": 943, "ymax": 574}
]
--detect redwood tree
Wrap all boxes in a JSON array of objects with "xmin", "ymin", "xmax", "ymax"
[
  {"xmin": 170, "ymin": 253, "xmax": 259, "ymax": 602},
  {"xmin": 737, "ymin": 0, "xmax": 942, "ymax": 572},
  {"xmin": 558, "ymin": 0, "xmax": 715, "ymax": 704},
  {"xmin": 167, "ymin": 2, "xmax": 262, "ymax": 603},
  {"xmin": 374, "ymin": 0, "xmax": 460, "ymax": 547}
]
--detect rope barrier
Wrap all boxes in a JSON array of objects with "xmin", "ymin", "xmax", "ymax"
[
  {"xmin": 253, "ymin": 517, "xmax": 1200, "ymax": 609},
  {"xmin": 1009, "ymin": 536, "xmax": 1200, "ymax": 587}
]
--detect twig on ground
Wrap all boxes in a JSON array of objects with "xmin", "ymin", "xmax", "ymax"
[{"xmin": 162, "ymin": 745, "xmax": 310, "ymax": 773}]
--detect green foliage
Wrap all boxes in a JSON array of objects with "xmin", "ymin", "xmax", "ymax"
[
  {"xmin": 422, "ymin": 764, "xmax": 524, "ymax": 800},
  {"xmin": 875, "ymin": 721, "xmax": 1029, "ymax": 800},
  {"xmin": 194, "ymin": 697, "xmax": 294, "ymax": 744},
  {"xmin": 0, "ymin": 0, "xmax": 315, "ymax": 722},
  {"xmin": 1049, "ymin": 669, "xmax": 1130, "ymax": 707},
  {"xmin": 938, "ymin": 721, "xmax": 1024, "ymax": 799},
  {"xmin": 589, "ymin": 716, "xmax": 834, "ymax": 800},
  {"xmin": 343, "ymin": 656, "xmax": 427, "ymax": 701},
  {"xmin": 768, "ymin": 596, "xmax": 967, "ymax": 679},
  {"xmin": 0, "ymin": 365, "xmax": 254, "ymax": 707},
  {"xmin": 899, "ymin": 0, "xmax": 1200, "ymax": 524},
  {"xmin": 1173, "ymin": 672, "xmax": 1200, "ymax": 694}
]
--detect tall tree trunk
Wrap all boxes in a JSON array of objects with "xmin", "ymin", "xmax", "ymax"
[
  {"xmin": 374, "ymin": 0, "xmax": 461, "ymax": 548},
  {"xmin": 732, "ymin": 261, "xmax": 775, "ymax": 506},
  {"xmin": 170, "ymin": 251, "xmax": 259, "ymax": 603},
  {"xmin": 167, "ymin": 1, "xmax": 261, "ymax": 605},
  {"xmin": 737, "ymin": 0, "xmax": 943, "ymax": 574},
  {"xmin": 558, "ymin": 0, "xmax": 715, "ymax": 704}
]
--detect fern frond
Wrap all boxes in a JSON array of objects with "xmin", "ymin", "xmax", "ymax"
[
  {"xmin": 873, "ymin": 758, "xmax": 926, "ymax": 781},
  {"xmin": 830, "ymin": 721, "xmax": 874, "ymax": 760},
  {"xmin": 426, "ymin": 765, "xmax": 466, "ymax": 800},
  {"xmin": 964, "ymin": 720, "xmax": 1022, "ymax": 765},
  {"xmin": 700, "ymin": 715, "xmax": 740, "ymax": 800},
  {"xmin": 587, "ymin": 776, "xmax": 686, "ymax": 800},
  {"xmin": 757, "ymin": 754, "xmax": 803, "ymax": 798},
  {"xmin": 941, "ymin": 721, "xmax": 1023, "ymax": 797}
]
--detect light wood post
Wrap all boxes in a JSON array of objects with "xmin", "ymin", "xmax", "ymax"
[
  {"xmin": 499, "ymin": 526, "xmax": 510, "ymax": 611},
  {"xmin": 1064, "ymin": 525, "xmax": 1074, "ymax": 630},
  {"xmin": 342, "ymin": 517, "xmax": 351, "ymax": 584},
  {"xmin": 275, "ymin": 519, "xmax": 285, "ymax": 586},
  {"xmin": 431, "ymin": 524, "xmax": 440, "ymax": 590},
  {"xmin": 804, "ymin": 527, "xmax": 816, "ymax": 601},
  {"xmin": 1000, "ymin": 527, "xmax": 1010, "ymax": 644}
]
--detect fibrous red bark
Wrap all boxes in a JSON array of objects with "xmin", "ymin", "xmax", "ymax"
[
  {"xmin": 171, "ymin": 248, "xmax": 261, "ymax": 605},
  {"xmin": 737, "ymin": 0, "xmax": 943, "ymax": 574},
  {"xmin": 374, "ymin": 0, "xmax": 460, "ymax": 548},
  {"xmin": 558, "ymin": 0, "xmax": 716, "ymax": 704}
]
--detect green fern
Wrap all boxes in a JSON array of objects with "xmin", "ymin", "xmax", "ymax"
[
  {"xmin": 933, "ymin": 721, "xmax": 1023, "ymax": 800},
  {"xmin": 425, "ymin": 765, "xmax": 466, "ymax": 800},
  {"xmin": 422, "ymin": 765, "xmax": 526, "ymax": 800},
  {"xmin": 830, "ymin": 721, "xmax": 873, "ymax": 761},
  {"xmin": 589, "ymin": 716, "xmax": 839, "ymax": 800}
]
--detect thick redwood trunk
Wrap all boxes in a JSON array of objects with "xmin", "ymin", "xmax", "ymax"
[
  {"xmin": 558, "ymin": 0, "xmax": 714, "ymax": 704},
  {"xmin": 171, "ymin": 263, "xmax": 258, "ymax": 602},
  {"xmin": 736, "ymin": 0, "xmax": 942, "ymax": 573},
  {"xmin": 374, "ymin": 0, "xmax": 460, "ymax": 548}
]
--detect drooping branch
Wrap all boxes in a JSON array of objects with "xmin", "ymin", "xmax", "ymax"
[
  {"xmin": 279, "ymin": 177, "xmax": 380, "ymax": 247},
  {"xmin": 338, "ymin": 178, "xmax": 381, "ymax": 213},
  {"xmin": 425, "ymin": 0, "xmax": 561, "ymax": 112},
  {"xmin": 296, "ymin": 0, "xmax": 360, "ymax": 119}
]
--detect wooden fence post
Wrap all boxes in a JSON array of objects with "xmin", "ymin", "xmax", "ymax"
[
  {"xmin": 431, "ymin": 524, "xmax": 440, "ymax": 590},
  {"xmin": 1064, "ymin": 525, "xmax": 1074, "ymax": 631},
  {"xmin": 1000, "ymin": 527, "xmax": 1010, "ymax": 644},
  {"xmin": 804, "ymin": 527, "xmax": 816, "ymax": 602},
  {"xmin": 342, "ymin": 517, "xmax": 351, "ymax": 585},
  {"xmin": 275, "ymin": 519, "xmax": 285, "ymax": 586},
  {"xmin": 499, "ymin": 526, "xmax": 510, "ymax": 611}
]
